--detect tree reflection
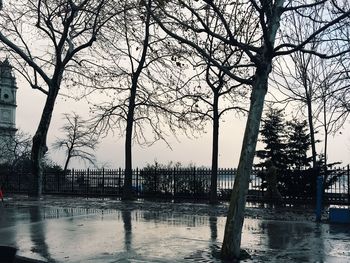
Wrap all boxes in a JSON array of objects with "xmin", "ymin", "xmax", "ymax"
[
  {"xmin": 29, "ymin": 206, "xmax": 55, "ymax": 262},
  {"xmin": 209, "ymin": 216, "xmax": 221, "ymax": 260},
  {"xmin": 121, "ymin": 209, "xmax": 132, "ymax": 252},
  {"xmin": 0, "ymin": 206, "xmax": 17, "ymax": 246},
  {"xmin": 209, "ymin": 216, "xmax": 217, "ymax": 241},
  {"xmin": 313, "ymin": 224, "xmax": 325, "ymax": 263},
  {"xmin": 264, "ymin": 220, "xmax": 325, "ymax": 262}
]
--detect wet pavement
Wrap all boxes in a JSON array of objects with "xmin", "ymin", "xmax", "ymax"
[{"xmin": 0, "ymin": 195, "xmax": 349, "ymax": 262}]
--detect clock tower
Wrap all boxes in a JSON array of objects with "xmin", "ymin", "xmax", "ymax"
[{"xmin": 0, "ymin": 59, "xmax": 17, "ymax": 140}]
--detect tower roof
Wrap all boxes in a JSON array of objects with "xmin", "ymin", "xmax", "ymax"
[{"xmin": 0, "ymin": 58, "xmax": 14, "ymax": 79}]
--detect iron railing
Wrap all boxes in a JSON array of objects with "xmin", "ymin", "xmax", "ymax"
[{"xmin": 1, "ymin": 166, "xmax": 349, "ymax": 204}]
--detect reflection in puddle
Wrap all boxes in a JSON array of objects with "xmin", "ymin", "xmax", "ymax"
[
  {"xmin": 0, "ymin": 206, "xmax": 349, "ymax": 262},
  {"xmin": 29, "ymin": 207, "xmax": 55, "ymax": 262},
  {"xmin": 121, "ymin": 210, "xmax": 132, "ymax": 252}
]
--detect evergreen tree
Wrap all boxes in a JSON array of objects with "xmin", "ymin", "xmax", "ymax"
[
  {"xmin": 285, "ymin": 119, "xmax": 312, "ymax": 170},
  {"xmin": 256, "ymin": 107, "xmax": 288, "ymax": 170}
]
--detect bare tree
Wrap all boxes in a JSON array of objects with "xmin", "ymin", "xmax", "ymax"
[
  {"xmin": 274, "ymin": 51, "xmax": 321, "ymax": 168},
  {"xmin": 312, "ymin": 58, "xmax": 349, "ymax": 174},
  {"xmin": 203, "ymin": 62, "xmax": 248, "ymax": 204},
  {"xmin": 180, "ymin": 39, "xmax": 249, "ymax": 203},
  {"xmin": 0, "ymin": 129, "xmax": 31, "ymax": 169},
  {"xmin": 321, "ymin": 1, "xmax": 350, "ymax": 139},
  {"xmin": 0, "ymin": 0, "xmax": 120, "ymax": 197},
  {"xmin": 90, "ymin": 0, "xmax": 199, "ymax": 199},
  {"xmin": 323, "ymin": 60, "xmax": 350, "ymax": 134},
  {"xmin": 271, "ymin": 6, "xmax": 338, "ymax": 170},
  {"xmin": 272, "ymin": 7, "xmax": 350, "ymax": 182},
  {"xmin": 150, "ymin": 0, "xmax": 350, "ymax": 259},
  {"xmin": 53, "ymin": 113, "xmax": 99, "ymax": 175}
]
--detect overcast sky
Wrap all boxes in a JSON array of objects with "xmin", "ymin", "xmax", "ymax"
[{"xmin": 15, "ymin": 74, "xmax": 350, "ymax": 170}]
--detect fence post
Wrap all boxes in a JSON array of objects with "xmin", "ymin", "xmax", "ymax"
[
  {"xmin": 118, "ymin": 168, "xmax": 122, "ymax": 195},
  {"xmin": 102, "ymin": 168, "xmax": 105, "ymax": 195},
  {"xmin": 43, "ymin": 171, "xmax": 46, "ymax": 192},
  {"xmin": 154, "ymin": 167, "xmax": 157, "ymax": 194},
  {"xmin": 56, "ymin": 171, "xmax": 60, "ymax": 193},
  {"xmin": 18, "ymin": 169, "xmax": 21, "ymax": 192},
  {"xmin": 193, "ymin": 167, "xmax": 196, "ymax": 195},
  {"xmin": 87, "ymin": 168, "xmax": 90, "ymax": 196},
  {"xmin": 316, "ymin": 175, "xmax": 323, "ymax": 222},
  {"xmin": 71, "ymin": 169, "xmax": 74, "ymax": 193},
  {"xmin": 4, "ymin": 169, "xmax": 9, "ymax": 191},
  {"xmin": 136, "ymin": 167, "xmax": 139, "ymax": 196},
  {"xmin": 173, "ymin": 167, "xmax": 176, "ymax": 198},
  {"xmin": 253, "ymin": 169, "xmax": 256, "ymax": 190},
  {"xmin": 258, "ymin": 168, "xmax": 262, "ymax": 199},
  {"xmin": 348, "ymin": 165, "xmax": 350, "ymax": 204}
]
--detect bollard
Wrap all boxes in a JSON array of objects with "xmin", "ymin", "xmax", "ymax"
[{"xmin": 316, "ymin": 175, "xmax": 323, "ymax": 222}]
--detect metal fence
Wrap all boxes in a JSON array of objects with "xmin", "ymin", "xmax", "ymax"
[{"xmin": 1, "ymin": 166, "xmax": 349, "ymax": 204}]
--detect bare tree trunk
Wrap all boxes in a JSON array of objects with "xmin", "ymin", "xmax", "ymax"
[
  {"xmin": 210, "ymin": 93, "xmax": 219, "ymax": 204},
  {"xmin": 322, "ymin": 96, "xmax": 328, "ymax": 186},
  {"xmin": 221, "ymin": 1, "xmax": 284, "ymax": 257},
  {"xmin": 63, "ymin": 154, "xmax": 71, "ymax": 176},
  {"xmin": 305, "ymin": 93, "xmax": 320, "ymax": 195},
  {"xmin": 63, "ymin": 121, "xmax": 76, "ymax": 175},
  {"xmin": 221, "ymin": 74, "xmax": 268, "ymax": 259},
  {"xmin": 122, "ymin": 3, "xmax": 151, "ymax": 200},
  {"xmin": 30, "ymin": 91, "xmax": 58, "ymax": 198},
  {"xmin": 323, "ymin": 130, "xmax": 328, "ymax": 185},
  {"xmin": 306, "ymin": 93, "xmax": 317, "ymax": 168},
  {"xmin": 123, "ymin": 86, "xmax": 136, "ymax": 200}
]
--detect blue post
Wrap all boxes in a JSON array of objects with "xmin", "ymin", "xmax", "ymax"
[{"xmin": 316, "ymin": 175, "xmax": 323, "ymax": 222}]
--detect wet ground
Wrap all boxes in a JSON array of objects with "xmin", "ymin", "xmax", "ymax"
[{"xmin": 0, "ymin": 195, "xmax": 349, "ymax": 262}]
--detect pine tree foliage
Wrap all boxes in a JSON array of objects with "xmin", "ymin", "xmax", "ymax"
[
  {"xmin": 256, "ymin": 108, "xmax": 313, "ymax": 171},
  {"xmin": 256, "ymin": 107, "xmax": 288, "ymax": 170},
  {"xmin": 285, "ymin": 119, "xmax": 312, "ymax": 170}
]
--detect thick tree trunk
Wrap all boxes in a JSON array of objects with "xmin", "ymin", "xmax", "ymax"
[
  {"xmin": 123, "ymin": 91, "xmax": 136, "ymax": 200},
  {"xmin": 221, "ymin": 1, "xmax": 284, "ymax": 258},
  {"xmin": 30, "ymin": 91, "xmax": 58, "ymax": 198},
  {"xmin": 209, "ymin": 93, "xmax": 219, "ymax": 204},
  {"xmin": 221, "ymin": 76, "xmax": 268, "ymax": 260}
]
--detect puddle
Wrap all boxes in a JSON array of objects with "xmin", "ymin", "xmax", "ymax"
[{"xmin": 0, "ymin": 206, "xmax": 349, "ymax": 262}]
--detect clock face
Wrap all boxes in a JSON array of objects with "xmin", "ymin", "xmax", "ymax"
[{"xmin": 1, "ymin": 89, "xmax": 13, "ymax": 102}]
